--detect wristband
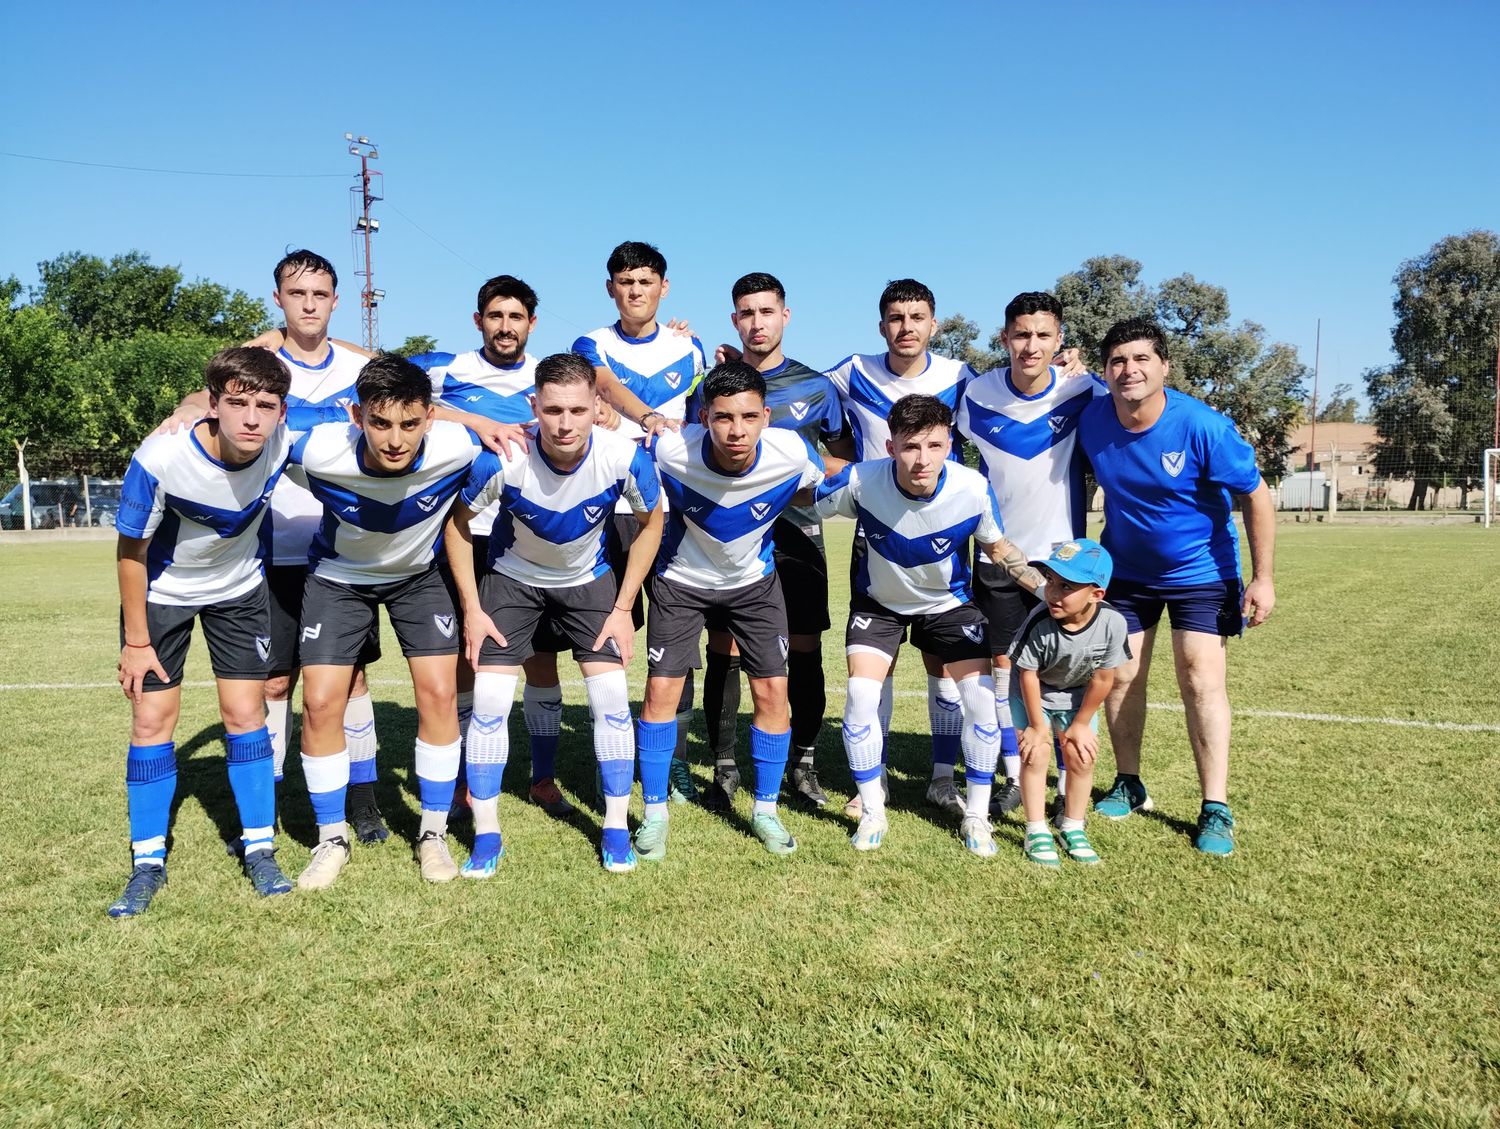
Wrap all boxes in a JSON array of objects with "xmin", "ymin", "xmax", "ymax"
[
  {"xmin": 612, "ymin": 605, "xmax": 632, "ymax": 614},
  {"xmin": 638, "ymin": 410, "xmax": 663, "ymax": 427},
  {"xmin": 124, "ymin": 641, "xmax": 153, "ymax": 649}
]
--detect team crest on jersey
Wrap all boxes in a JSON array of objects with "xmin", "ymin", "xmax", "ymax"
[
  {"xmin": 961, "ymin": 623, "xmax": 984, "ymax": 644},
  {"xmin": 1161, "ymin": 451, "xmax": 1186, "ymax": 477},
  {"xmin": 1048, "ymin": 415, "xmax": 1069, "ymax": 434},
  {"xmin": 584, "ymin": 506, "xmax": 603, "ymax": 523},
  {"xmin": 433, "ymin": 614, "xmax": 456, "ymax": 639},
  {"xmin": 789, "ymin": 401, "xmax": 810, "ymax": 421},
  {"xmin": 777, "ymin": 635, "xmax": 789, "ymax": 658},
  {"xmin": 255, "ymin": 636, "xmax": 271, "ymax": 662},
  {"xmin": 1056, "ymin": 542, "xmax": 1081, "ymax": 560},
  {"xmin": 416, "ymin": 495, "xmax": 440, "ymax": 513},
  {"xmin": 750, "ymin": 502, "xmax": 771, "ymax": 521},
  {"xmin": 664, "ymin": 370, "xmax": 683, "ymax": 390},
  {"xmin": 931, "ymin": 536, "xmax": 952, "ymax": 554},
  {"xmin": 852, "ymin": 615, "xmax": 872, "ymax": 631},
  {"xmin": 648, "ymin": 647, "xmax": 665, "ymax": 663}
]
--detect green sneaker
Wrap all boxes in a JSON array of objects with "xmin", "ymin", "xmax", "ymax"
[
  {"xmin": 1023, "ymin": 830, "xmax": 1060, "ymax": 868},
  {"xmin": 1094, "ymin": 775, "xmax": 1152, "ymax": 820},
  {"xmin": 1195, "ymin": 803, "xmax": 1235, "ymax": 857},
  {"xmin": 751, "ymin": 811, "xmax": 797, "ymax": 856},
  {"xmin": 634, "ymin": 815, "xmax": 670, "ymax": 861},
  {"xmin": 668, "ymin": 756, "xmax": 698, "ymax": 803},
  {"xmin": 1060, "ymin": 827, "xmax": 1100, "ymax": 865}
]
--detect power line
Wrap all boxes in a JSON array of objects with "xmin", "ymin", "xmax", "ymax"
[{"xmin": 0, "ymin": 150, "xmax": 345, "ymax": 179}]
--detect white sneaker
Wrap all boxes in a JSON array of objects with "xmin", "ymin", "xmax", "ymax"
[
  {"xmin": 960, "ymin": 815, "xmax": 998, "ymax": 858},
  {"xmin": 926, "ymin": 777, "xmax": 966, "ymax": 819},
  {"xmin": 415, "ymin": 831, "xmax": 459, "ymax": 883},
  {"xmin": 851, "ymin": 810, "xmax": 889, "ymax": 851},
  {"xmin": 297, "ymin": 836, "xmax": 351, "ymax": 890}
]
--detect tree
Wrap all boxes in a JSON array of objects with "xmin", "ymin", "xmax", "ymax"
[
  {"xmin": 391, "ymin": 334, "xmax": 439, "ymax": 358},
  {"xmin": 1367, "ymin": 231, "xmax": 1500, "ymax": 508},
  {"xmin": 930, "ymin": 315, "xmax": 1001, "ymax": 374},
  {"xmin": 1053, "ymin": 255, "xmax": 1153, "ymax": 361},
  {"xmin": 1314, "ymin": 383, "xmax": 1360, "ymax": 423},
  {"xmin": 1366, "ymin": 366, "xmax": 1455, "ymax": 510}
]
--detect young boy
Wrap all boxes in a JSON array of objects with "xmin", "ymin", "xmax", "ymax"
[
  {"xmin": 286, "ymin": 353, "xmax": 480, "ymax": 889},
  {"xmin": 1009, "ymin": 538, "xmax": 1131, "ymax": 866},
  {"xmin": 110, "ymin": 347, "xmax": 295, "ymax": 917},
  {"xmin": 815, "ymin": 394, "xmax": 1042, "ymax": 856},
  {"xmin": 444, "ymin": 353, "xmax": 663, "ymax": 874}
]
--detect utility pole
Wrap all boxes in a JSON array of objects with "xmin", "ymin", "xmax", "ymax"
[{"xmin": 345, "ymin": 133, "xmax": 383, "ymax": 352}]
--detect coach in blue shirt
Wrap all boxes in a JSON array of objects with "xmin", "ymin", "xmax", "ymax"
[{"xmin": 1078, "ymin": 318, "xmax": 1276, "ymax": 857}]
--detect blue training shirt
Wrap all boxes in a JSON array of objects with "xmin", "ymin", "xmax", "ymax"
[{"xmin": 1078, "ymin": 389, "xmax": 1262, "ymax": 587}]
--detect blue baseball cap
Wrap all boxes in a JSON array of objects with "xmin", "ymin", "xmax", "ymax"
[{"xmin": 1030, "ymin": 538, "xmax": 1113, "ymax": 588}]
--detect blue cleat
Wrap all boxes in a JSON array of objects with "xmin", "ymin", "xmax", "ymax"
[
  {"xmin": 1195, "ymin": 803, "xmax": 1235, "ymax": 856},
  {"xmin": 601, "ymin": 828, "xmax": 636, "ymax": 873},
  {"xmin": 108, "ymin": 863, "xmax": 167, "ymax": 918},
  {"xmin": 243, "ymin": 850, "xmax": 293, "ymax": 897},
  {"xmin": 461, "ymin": 832, "xmax": 505, "ymax": 879}
]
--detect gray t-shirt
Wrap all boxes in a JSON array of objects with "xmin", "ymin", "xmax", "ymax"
[{"xmin": 1008, "ymin": 603, "xmax": 1132, "ymax": 711}]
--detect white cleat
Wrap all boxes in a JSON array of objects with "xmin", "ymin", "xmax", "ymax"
[
  {"xmin": 297, "ymin": 836, "xmax": 351, "ymax": 890},
  {"xmin": 415, "ymin": 831, "xmax": 459, "ymax": 883},
  {"xmin": 851, "ymin": 811, "xmax": 889, "ymax": 851},
  {"xmin": 960, "ymin": 815, "xmax": 998, "ymax": 858}
]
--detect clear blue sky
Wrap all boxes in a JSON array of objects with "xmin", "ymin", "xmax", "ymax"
[{"xmin": 4, "ymin": 1, "xmax": 1497, "ymax": 401}]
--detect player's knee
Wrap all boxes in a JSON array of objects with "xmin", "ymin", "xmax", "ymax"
[
  {"xmin": 956, "ymin": 673, "xmax": 997, "ymax": 722},
  {"xmin": 845, "ymin": 676, "xmax": 882, "ymax": 725},
  {"xmin": 522, "ymin": 651, "xmax": 559, "ymax": 684},
  {"xmin": 473, "ymin": 670, "xmax": 518, "ymax": 720},
  {"xmin": 264, "ymin": 673, "xmax": 293, "ymax": 701},
  {"xmin": 583, "ymin": 667, "xmax": 629, "ymax": 722}
]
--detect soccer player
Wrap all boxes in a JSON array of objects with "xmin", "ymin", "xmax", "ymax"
[
  {"xmin": 1079, "ymin": 318, "xmax": 1276, "ymax": 856},
  {"xmin": 1009, "ymin": 539, "xmax": 1130, "ymax": 866},
  {"xmin": 956, "ymin": 291, "xmax": 1103, "ymax": 817},
  {"xmin": 824, "ymin": 279, "xmax": 975, "ymax": 819},
  {"xmin": 692, "ymin": 272, "xmax": 844, "ymax": 810},
  {"xmin": 815, "ymin": 394, "xmax": 1044, "ymax": 856},
  {"xmin": 444, "ymin": 353, "xmax": 664, "ymax": 874},
  {"xmin": 286, "ymin": 354, "xmax": 480, "ymax": 888},
  {"xmin": 635, "ymin": 362, "xmax": 831, "ymax": 858},
  {"xmin": 413, "ymin": 274, "xmax": 576, "ymax": 817},
  {"xmin": 109, "ymin": 347, "xmax": 294, "ymax": 917},
  {"xmin": 575, "ymin": 241, "xmax": 707, "ymax": 800}
]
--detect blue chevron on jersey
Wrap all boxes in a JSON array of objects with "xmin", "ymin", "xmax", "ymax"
[
  {"xmin": 824, "ymin": 351, "xmax": 972, "ymax": 463},
  {"xmin": 572, "ymin": 323, "xmax": 706, "ymax": 440},
  {"xmin": 414, "ymin": 349, "xmax": 538, "ymax": 426},
  {"xmin": 119, "ymin": 424, "xmax": 290, "ymax": 606}
]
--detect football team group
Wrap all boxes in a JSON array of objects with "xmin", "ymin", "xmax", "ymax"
[{"xmin": 106, "ymin": 241, "xmax": 1276, "ymax": 918}]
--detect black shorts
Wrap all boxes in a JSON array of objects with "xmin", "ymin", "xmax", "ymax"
[
  {"xmin": 1107, "ymin": 577, "xmax": 1245, "ymax": 638},
  {"xmin": 125, "ymin": 583, "xmax": 271, "ymax": 691},
  {"xmin": 646, "ymin": 572, "xmax": 788, "ymax": 678},
  {"xmin": 299, "ymin": 566, "xmax": 459, "ymax": 666},
  {"xmin": 457, "ymin": 534, "xmax": 574, "ymax": 658},
  {"xmin": 772, "ymin": 518, "xmax": 830, "ymax": 634},
  {"xmin": 477, "ymin": 571, "xmax": 623, "ymax": 666},
  {"xmin": 971, "ymin": 558, "xmax": 1041, "ymax": 658},
  {"xmin": 607, "ymin": 514, "xmax": 647, "ymax": 632},
  {"xmin": 266, "ymin": 565, "xmax": 380, "ymax": 672},
  {"xmin": 844, "ymin": 594, "xmax": 991, "ymax": 665}
]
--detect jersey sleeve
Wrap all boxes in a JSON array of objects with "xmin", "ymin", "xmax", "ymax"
[
  {"xmin": 285, "ymin": 402, "xmax": 351, "ymax": 431},
  {"xmin": 798, "ymin": 435, "xmax": 827, "ymax": 490},
  {"xmin": 818, "ymin": 382, "xmax": 844, "ymax": 441},
  {"xmin": 621, "ymin": 444, "xmax": 661, "ymax": 514},
  {"xmin": 461, "ymin": 450, "xmax": 504, "ymax": 514},
  {"xmin": 410, "ymin": 351, "xmax": 456, "ymax": 402},
  {"xmin": 1203, "ymin": 416, "xmax": 1263, "ymax": 495},
  {"xmin": 1097, "ymin": 610, "xmax": 1133, "ymax": 670},
  {"xmin": 974, "ymin": 480, "xmax": 1004, "ymax": 543},
  {"xmin": 116, "ymin": 453, "xmax": 164, "ymax": 539},
  {"xmin": 813, "ymin": 464, "xmax": 856, "ymax": 520},
  {"xmin": 572, "ymin": 334, "xmax": 604, "ymax": 368}
]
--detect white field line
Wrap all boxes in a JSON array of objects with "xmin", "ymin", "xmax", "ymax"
[{"xmin": 5, "ymin": 679, "xmax": 1497, "ymax": 734}]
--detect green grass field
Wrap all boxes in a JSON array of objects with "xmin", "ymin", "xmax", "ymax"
[{"xmin": 1, "ymin": 523, "xmax": 1497, "ymax": 1127}]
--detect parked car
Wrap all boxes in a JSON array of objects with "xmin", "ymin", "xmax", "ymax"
[{"xmin": 0, "ymin": 478, "xmax": 124, "ymax": 529}]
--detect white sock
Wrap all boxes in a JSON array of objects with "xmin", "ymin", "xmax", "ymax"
[
  {"xmin": 267, "ymin": 697, "xmax": 290, "ymax": 781},
  {"xmin": 344, "ymin": 692, "xmax": 377, "ymax": 781},
  {"xmin": 644, "ymin": 800, "xmax": 669, "ymax": 822},
  {"xmin": 1025, "ymin": 819, "xmax": 1050, "ymax": 837},
  {"xmin": 844, "ymin": 676, "xmax": 886, "ymax": 816},
  {"xmin": 878, "ymin": 675, "xmax": 894, "ymax": 740},
  {"xmin": 584, "ymin": 671, "xmax": 634, "ymax": 833},
  {"xmin": 957, "ymin": 674, "xmax": 1000, "ymax": 819},
  {"xmin": 856, "ymin": 777, "xmax": 887, "ymax": 818},
  {"xmin": 415, "ymin": 737, "xmax": 461, "ymax": 837},
  {"xmin": 1059, "ymin": 816, "xmax": 1085, "ymax": 833},
  {"xmin": 469, "ymin": 672, "xmax": 518, "ymax": 840}
]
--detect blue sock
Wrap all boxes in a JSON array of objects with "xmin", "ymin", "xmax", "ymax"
[
  {"xmin": 301, "ymin": 751, "xmax": 350, "ymax": 836},
  {"xmin": 1000, "ymin": 725, "xmax": 1020, "ymax": 782},
  {"xmin": 530, "ymin": 735, "xmax": 558, "ymax": 784},
  {"xmin": 225, "ymin": 728, "xmax": 275, "ymax": 856},
  {"xmin": 636, "ymin": 719, "xmax": 677, "ymax": 809},
  {"xmin": 415, "ymin": 738, "xmax": 461, "ymax": 836},
  {"xmin": 598, "ymin": 758, "xmax": 633, "ymax": 799},
  {"xmin": 466, "ymin": 759, "xmax": 505, "ymax": 803},
  {"xmin": 750, "ymin": 725, "xmax": 790, "ymax": 810},
  {"xmin": 126, "ymin": 742, "xmax": 176, "ymax": 867}
]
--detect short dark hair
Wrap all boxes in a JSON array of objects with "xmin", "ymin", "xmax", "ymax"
[
  {"xmin": 274, "ymin": 249, "xmax": 338, "ymax": 290},
  {"xmin": 534, "ymin": 352, "xmax": 596, "ymax": 391},
  {"xmin": 887, "ymin": 393, "xmax": 952, "ymax": 438},
  {"xmin": 1004, "ymin": 291, "xmax": 1064, "ymax": 326},
  {"xmin": 1101, "ymin": 317, "xmax": 1171, "ymax": 364},
  {"xmin": 606, "ymin": 241, "xmax": 667, "ymax": 278},
  {"xmin": 700, "ymin": 361, "xmax": 766, "ymax": 406},
  {"xmin": 879, "ymin": 278, "xmax": 936, "ymax": 318},
  {"xmin": 732, "ymin": 272, "xmax": 785, "ymax": 304},
  {"xmin": 355, "ymin": 353, "xmax": 432, "ymax": 410},
  {"xmin": 476, "ymin": 274, "xmax": 538, "ymax": 317},
  {"xmin": 204, "ymin": 347, "xmax": 291, "ymax": 402}
]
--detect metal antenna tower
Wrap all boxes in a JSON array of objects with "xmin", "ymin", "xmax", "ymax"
[{"xmin": 345, "ymin": 133, "xmax": 383, "ymax": 351}]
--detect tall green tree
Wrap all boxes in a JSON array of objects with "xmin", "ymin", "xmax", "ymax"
[
  {"xmin": 1365, "ymin": 231, "xmax": 1500, "ymax": 508},
  {"xmin": 1314, "ymin": 383, "xmax": 1360, "ymax": 423},
  {"xmin": 930, "ymin": 315, "xmax": 1002, "ymax": 374},
  {"xmin": 391, "ymin": 334, "xmax": 439, "ymax": 358}
]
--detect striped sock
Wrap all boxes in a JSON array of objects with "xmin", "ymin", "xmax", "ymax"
[
  {"xmin": 225, "ymin": 727, "xmax": 275, "ymax": 857},
  {"xmin": 126, "ymin": 742, "xmax": 176, "ymax": 868}
]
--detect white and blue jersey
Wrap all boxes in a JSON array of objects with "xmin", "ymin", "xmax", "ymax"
[
  {"xmin": 414, "ymin": 349, "xmax": 539, "ymax": 537},
  {"xmin": 461, "ymin": 427, "xmax": 660, "ymax": 589},
  {"xmin": 814, "ymin": 460, "xmax": 1003, "ymax": 617},
  {"xmin": 572, "ymin": 321, "xmax": 706, "ymax": 439},
  {"xmin": 118, "ymin": 424, "xmax": 291, "ymax": 607},
  {"xmin": 1079, "ymin": 389, "xmax": 1263, "ymax": 587},
  {"xmin": 651, "ymin": 426, "xmax": 825, "ymax": 591},
  {"xmin": 957, "ymin": 366, "xmax": 1108, "ymax": 562},
  {"xmin": 286, "ymin": 420, "xmax": 481, "ymax": 586},
  {"xmin": 824, "ymin": 352, "xmax": 972, "ymax": 462},
  {"xmin": 269, "ymin": 342, "xmax": 368, "ymax": 566}
]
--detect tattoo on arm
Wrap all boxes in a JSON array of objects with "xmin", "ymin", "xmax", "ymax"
[{"xmin": 991, "ymin": 540, "xmax": 1045, "ymax": 593}]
